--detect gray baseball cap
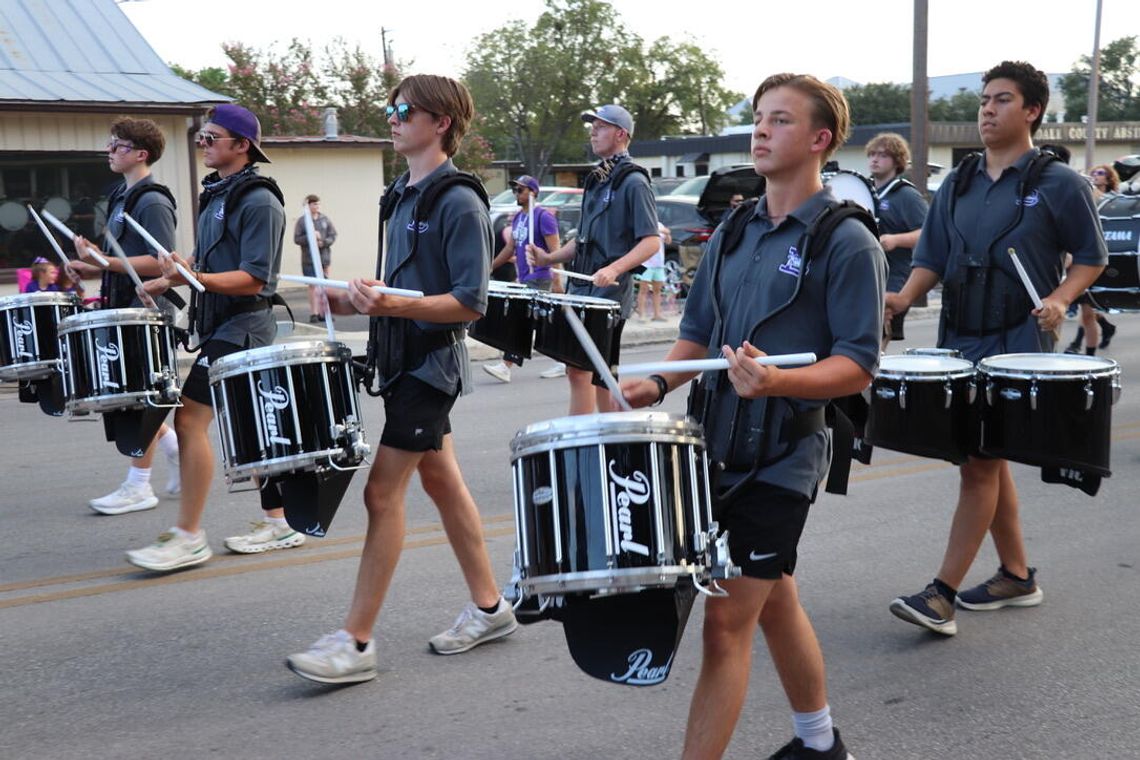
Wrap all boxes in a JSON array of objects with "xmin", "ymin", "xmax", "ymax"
[{"xmin": 581, "ymin": 104, "xmax": 634, "ymax": 136}]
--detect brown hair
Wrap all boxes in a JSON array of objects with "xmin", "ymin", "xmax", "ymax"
[
  {"xmin": 110, "ymin": 116, "xmax": 165, "ymax": 165},
  {"xmin": 983, "ymin": 61, "xmax": 1050, "ymax": 134},
  {"xmin": 866, "ymin": 132, "xmax": 910, "ymax": 174},
  {"xmin": 752, "ymin": 73, "xmax": 850, "ymax": 162},
  {"xmin": 388, "ymin": 74, "xmax": 475, "ymax": 157},
  {"xmin": 1091, "ymin": 164, "xmax": 1120, "ymax": 192},
  {"xmin": 305, "ymin": 194, "xmax": 320, "ymax": 204}
]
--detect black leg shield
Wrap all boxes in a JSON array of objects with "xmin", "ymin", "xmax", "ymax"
[
  {"xmin": 103, "ymin": 407, "xmax": 172, "ymax": 457},
  {"xmin": 278, "ymin": 468, "xmax": 357, "ymax": 537}
]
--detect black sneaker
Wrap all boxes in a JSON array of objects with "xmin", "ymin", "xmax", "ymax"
[
  {"xmin": 769, "ymin": 728, "xmax": 853, "ymax": 759},
  {"xmin": 889, "ymin": 582, "xmax": 957, "ymax": 635},
  {"xmin": 308, "ymin": 314, "xmax": 321, "ymax": 323},
  {"xmin": 957, "ymin": 566, "xmax": 1043, "ymax": 611},
  {"xmin": 1099, "ymin": 319, "xmax": 1116, "ymax": 349}
]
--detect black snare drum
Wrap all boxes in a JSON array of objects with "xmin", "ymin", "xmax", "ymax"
[
  {"xmin": 58, "ymin": 308, "xmax": 180, "ymax": 414},
  {"xmin": 865, "ymin": 354, "xmax": 977, "ymax": 464},
  {"xmin": 209, "ymin": 340, "xmax": 369, "ymax": 482},
  {"xmin": 468, "ymin": 282, "xmax": 536, "ymax": 359},
  {"xmin": 904, "ymin": 347, "xmax": 963, "ymax": 358},
  {"xmin": 977, "ymin": 353, "xmax": 1121, "ymax": 476},
  {"xmin": 1088, "ymin": 253, "xmax": 1140, "ymax": 311},
  {"xmin": 533, "ymin": 293, "xmax": 620, "ymax": 371},
  {"xmin": 507, "ymin": 411, "xmax": 734, "ymax": 599},
  {"xmin": 0, "ymin": 292, "xmax": 80, "ymax": 382}
]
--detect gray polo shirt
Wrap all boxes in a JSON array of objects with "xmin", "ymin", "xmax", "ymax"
[
  {"xmin": 570, "ymin": 157, "xmax": 659, "ymax": 317},
  {"xmin": 194, "ymin": 168, "xmax": 284, "ymax": 348},
  {"xmin": 104, "ymin": 176, "xmax": 177, "ymax": 308},
  {"xmin": 914, "ymin": 148, "xmax": 1107, "ymax": 362},
  {"xmin": 875, "ymin": 177, "xmax": 928, "ymax": 292},
  {"xmin": 680, "ymin": 187, "xmax": 886, "ymax": 499},
  {"xmin": 381, "ymin": 159, "xmax": 490, "ymax": 397}
]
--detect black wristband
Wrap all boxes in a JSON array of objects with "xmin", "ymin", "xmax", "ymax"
[{"xmin": 648, "ymin": 374, "xmax": 668, "ymax": 407}]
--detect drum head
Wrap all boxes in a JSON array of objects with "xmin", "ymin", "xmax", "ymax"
[
  {"xmin": 979, "ymin": 352, "xmax": 1118, "ymax": 376},
  {"xmin": 825, "ymin": 170, "xmax": 877, "ymax": 214},
  {"xmin": 536, "ymin": 292, "xmax": 619, "ymax": 309},
  {"xmin": 0, "ymin": 291, "xmax": 79, "ymax": 310},
  {"xmin": 511, "ymin": 411, "xmax": 704, "ymax": 458},
  {"xmin": 208, "ymin": 339, "xmax": 352, "ymax": 381},
  {"xmin": 488, "ymin": 281, "xmax": 535, "ymax": 298},
  {"xmin": 879, "ymin": 354, "xmax": 974, "ymax": 377}
]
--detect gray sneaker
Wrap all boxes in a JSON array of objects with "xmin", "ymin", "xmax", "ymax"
[
  {"xmin": 429, "ymin": 599, "xmax": 518, "ymax": 655},
  {"xmin": 287, "ymin": 629, "xmax": 376, "ymax": 684}
]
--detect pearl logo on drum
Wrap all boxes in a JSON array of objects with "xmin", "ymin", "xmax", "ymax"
[
  {"xmin": 257, "ymin": 381, "xmax": 293, "ymax": 446},
  {"xmin": 13, "ymin": 319, "xmax": 34, "ymax": 358},
  {"xmin": 95, "ymin": 339, "xmax": 121, "ymax": 389},
  {"xmin": 608, "ymin": 460, "xmax": 651, "ymax": 557},
  {"xmin": 610, "ymin": 647, "xmax": 672, "ymax": 686}
]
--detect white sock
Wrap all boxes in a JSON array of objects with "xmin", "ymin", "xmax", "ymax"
[
  {"xmin": 171, "ymin": 526, "xmax": 198, "ymax": 540},
  {"xmin": 793, "ymin": 705, "xmax": 834, "ymax": 752},
  {"xmin": 265, "ymin": 515, "xmax": 288, "ymax": 526},
  {"xmin": 126, "ymin": 466, "xmax": 151, "ymax": 487},
  {"xmin": 157, "ymin": 427, "xmax": 179, "ymax": 459}
]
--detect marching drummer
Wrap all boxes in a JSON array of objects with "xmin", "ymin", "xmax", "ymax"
[
  {"xmin": 130, "ymin": 103, "xmax": 292, "ymax": 570},
  {"xmin": 885, "ymin": 61, "xmax": 1107, "ymax": 635},
  {"xmin": 529, "ymin": 104, "xmax": 660, "ymax": 414},
  {"xmin": 622, "ymin": 73, "xmax": 884, "ymax": 760}
]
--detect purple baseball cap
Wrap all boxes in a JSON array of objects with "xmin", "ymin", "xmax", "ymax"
[
  {"xmin": 509, "ymin": 175, "xmax": 540, "ymax": 194},
  {"xmin": 581, "ymin": 104, "xmax": 634, "ymax": 136},
  {"xmin": 207, "ymin": 104, "xmax": 271, "ymax": 164}
]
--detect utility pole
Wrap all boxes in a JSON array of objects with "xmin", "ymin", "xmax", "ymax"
[
  {"xmin": 381, "ymin": 27, "xmax": 392, "ymax": 67},
  {"xmin": 1084, "ymin": 0, "xmax": 1104, "ymax": 171},
  {"xmin": 910, "ymin": 0, "xmax": 929, "ymax": 193}
]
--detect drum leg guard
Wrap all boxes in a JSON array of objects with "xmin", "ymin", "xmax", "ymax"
[
  {"xmin": 278, "ymin": 468, "xmax": 357, "ymax": 537},
  {"xmin": 556, "ymin": 583, "xmax": 697, "ymax": 687},
  {"xmin": 21, "ymin": 376, "xmax": 66, "ymax": 417},
  {"xmin": 1041, "ymin": 466, "xmax": 1103, "ymax": 497},
  {"xmin": 104, "ymin": 407, "xmax": 172, "ymax": 458}
]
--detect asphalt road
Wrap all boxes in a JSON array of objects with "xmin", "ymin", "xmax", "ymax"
[{"xmin": 1, "ymin": 316, "xmax": 1138, "ymax": 759}]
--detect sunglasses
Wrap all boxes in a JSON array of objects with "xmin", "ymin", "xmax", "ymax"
[
  {"xmin": 1091, "ymin": 169, "xmax": 1108, "ymax": 176},
  {"xmin": 106, "ymin": 140, "xmax": 136, "ymax": 153},
  {"xmin": 385, "ymin": 103, "xmax": 431, "ymax": 122},
  {"xmin": 512, "ymin": 186, "xmax": 530, "ymax": 195},
  {"xmin": 195, "ymin": 131, "xmax": 239, "ymax": 147}
]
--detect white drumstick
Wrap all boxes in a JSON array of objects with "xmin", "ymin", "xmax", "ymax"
[
  {"xmin": 40, "ymin": 209, "xmax": 110, "ymax": 267},
  {"xmin": 103, "ymin": 232, "xmax": 158, "ymax": 310},
  {"xmin": 560, "ymin": 304, "xmax": 633, "ymax": 412},
  {"xmin": 280, "ymin": 273, "xmax": 425, "ymax": 298},
  {"xmin": 551, "ymin": 268, "xmax": 598, "ymax": 283},
  {"xmin": 618, "ymin": 352, "xmax": 818, "ymax": 376},
  {"xmin": 122, "ymin": 212, "xmax": 206, "ymax": 293},
  {"xmin": 528, "ymin": 197, "xmax": 537, "ymax": 246},
  {"xmin": 1007, "ymin": 247, "xmax": 1043, "ymax": 310},
  {"xmin": 26, "ymin": 205, "xmax": 73, "ymax": 269},
  {"xmin": 301, "ymin": 203, "xmax": 335, "ymax": 341}
]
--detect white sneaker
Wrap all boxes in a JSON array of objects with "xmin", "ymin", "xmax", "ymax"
[
  {"xmin": 164, "ymin": 453, "xmax": 181, "ymax": 497},
  {"xmin": 287, "ymin": 629, "xmax": 377, "ymax": 684},
  {"xmin": 539, "ymin": 363, "xmax": 567, "ymax": 379},
  {"xmin": 89, "ymin": 482, "xmax": 159, "ymax": 515},
  {"xmin": 482, "ymin": 361, "xmax": 511, "ymax": 383},
  {"xmin": 126, "ymin": 528, "xmax": 212, "ymax": 572},
  {"xmin": 428, "ymin": 599, "xmax": 518, "ymax": 655},
  {"xmin": 224, "ymin": 521, "xmax": 306, "ymax": 554}
]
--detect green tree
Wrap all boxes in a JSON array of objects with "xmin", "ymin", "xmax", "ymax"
[
  {"xmin": 221, "ymin": 40, "xmax": 327, "ymax": 135},
  {"xmin": 929, "ymin": 88, "xmax": 980, "ymax": 121},
  {"xmin": 1060, "ymin": 35, "xmax": 1140, "ymax": 121},
  {"xmin": 169, "ymin": 63, "xmax": 229, "ymax": 93},
  {"xmin": 843, "ymin": 82, "xmax": 911, "ymax": 125}
]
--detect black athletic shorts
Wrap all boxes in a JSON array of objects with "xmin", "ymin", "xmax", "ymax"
[
  {"xmin": 888, "ymin": 308, "xmax": 907, "ymax": 341},
  {"xmin": 181, "ymin": 339, "xmax": 245, "ymax": 405},
  {"xmin": 379, "ymin": 375, "xmax": 456, "ymax": 452},
  {"xmin": 590, "ymin": 318, "xmax": 626, "ymax": 389},
  {"xmin": 714, "ymin": 480, "xmax": 811, "ymax": 580}
]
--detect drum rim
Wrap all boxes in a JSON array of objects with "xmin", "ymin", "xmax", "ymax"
[
  {"xmin": 223, "ymin": 447, "xmax": 363, "ymax": 481},
  {"xmin": 978, "ymin": 352, "xmax": 1119, "ymax": 377},
  {"xmin": 510, "ymin": 411, "xmax": 706, "ymax": 458},
  {"xmin": 208, "ymin": 340, "xmax": 353, "ymax": 380},
  {"xmin": 533, "ymin": 292, "xmax": 620, "ymax": 309},
  {"xmin": 66, "ymin": 389, "xmax": 171, "ymax": 412},
  {"xmin": 518, "ymin": 565, "xmax": 705, "ymax": 595},
  {"xmin": 0, "ymin": 292, "xmax": 81, "ymax": 309},
  {"xmin": 0, "ymin": 361, "xmax": 59, "ymax": 381},
  {"xmin": 58, "ymin": 308, "xmax": 171, "ymax": 332},
  {"xmin": 878, "ymin": 355, "xmax": 975, "ymax": 377}
]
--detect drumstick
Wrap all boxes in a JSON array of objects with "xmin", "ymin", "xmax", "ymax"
[
  {"xmin": 551, "ymin": 268, "xmax": 598, "ymax": 283},
  {"xmin": 1007, "ymin": 247, "xmax": 1044, "ymax": 310},
  {"xmin": 560, "ymin": 304, "xmax": 633, "ymax": 412},
  {"xmin": 528, "ymin": 197, "xmax": 537, "ymax": 246},
  {"xmin": 280, "ymin": 273, "xmax": 425, "ymax": 298},
  {"xmin": 39, "ymin": 209, "xmax": 110, "ymax": 267},
  {"xmin": 122, "ymin": 212, "xmax": 206, "ymax": 293},
  {"xmin": 617, "ymin": 353, "xmax": 819, "ymax": 376},
  {"xmin": 26, "ymin": 205, "xmax": 74, "ymax": 270},
  {"xmin": 301, "ymin": 203, "xmax": 335, "ymax": 341},
  {"xmin": 103, "ymin": 232, "xmax": 158, "ymax": 310}
]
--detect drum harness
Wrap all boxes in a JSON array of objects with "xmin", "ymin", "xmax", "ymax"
[
  {"xmin": 186, "ymin": 168, "xmax": 293, "ymax": 351},
  {"xmin": 101, "ymin": 181, "xmax": 186, "ymax": 313},
  {"xmin": 693, "ymin": 197, "xmax": 877, "ymax": 499},
  {"xmin": 571, "ymin": 159, "xmax": 651, "ymax": 284},
  {"xmin": 939, "ymin": 148, "xmax": 1061, "ymax": 350},
  {"xmin": 359, "ymin": 170, "xmax": 490, "ymax": 396}
]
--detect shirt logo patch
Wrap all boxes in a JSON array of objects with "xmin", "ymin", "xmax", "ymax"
[
  {"xmin": 778, "ymin": 245, "xmax": 802, "ymax": 277},
  {"xmin": 214, "ymin": 206, "xmax": 225, "ymax": 221},
  {"xmin": 602, "ymin": 189, "xmax": 613, "ymax": 204},
  {"xmin": 114, "ymin": 209, "xmax": 125, "ymax": 222},
  {"xmin": 406, "ymin": 221, "xmax": 430, "ymax": 233},
  {"xmin": 1017, "ymin": 190, "xmax": 1040, "ymax": 207},
  {"xmin": 879, "ymin": 199, "xmax": 891, "ymax": 211}
]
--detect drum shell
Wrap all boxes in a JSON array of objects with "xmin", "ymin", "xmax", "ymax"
[
  {"xmin": 209, "ymin": 341, "xmax": 364, "ymax": 481},
  {"xmin": 866, "ymin": 371, "xmax": 977, "ymax": 464},
  {"xmin": 58, "ymin": 309, "xmax": 178, "ymax": 413},
  {"xmin": 468, "ymin": 289, "xmax": 534, "ymax": 358},
  {"xmin": 0, "ymin": 292, "xmax": 80, "ymax": 381},
  {"xmin": 978, "ymin": 358, "xmax": 1119, "ymax": 476},
  {"xmin": 1088, "ymin": 253, "xmax": 1140, "ymax": 311},
  {"xmin": 532, "ymin": 295, "xmax": 620, "ymax": 371},
  {"xmin": 510, "ymin": 412, "xmax": 713, "ymax": 596}
]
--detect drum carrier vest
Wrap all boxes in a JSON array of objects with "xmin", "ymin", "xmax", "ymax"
[
  {"xmin": 187, "ymin": 172, "xmax": 290, "ymax": 348},
  {"xmin": 940, "ymin": 148, "xmax": 1061, "ymax": 340},
  {"xmin": 572, "ymin": 161, "xmax": 651, "ymax": 276},
  {"xmin": 102, "ymin": 181, "xmax": 185, "ymax": 311},
  {"xmin": 690, "ymin": 197, "xmax": 878, "ymax": 498},
  {"xmin": 360, "ymin": 171, "xmax": 490, "ymax": 396}
]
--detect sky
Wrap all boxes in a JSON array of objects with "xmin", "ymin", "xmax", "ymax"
[{"xmin": 121, "ymin": 0, "xmax": 1140, "ymax": 97}]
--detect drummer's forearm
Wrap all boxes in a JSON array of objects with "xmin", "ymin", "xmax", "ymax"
[
  {"xmin": 386, "ymin": 293, "xmax": 480, "ymax": 323},
  {"xmin": 1054, "ymin": 263, "xmax": 1105, "ymax": 305},
  {"xmin": 544, "ymin": 239, "xmax": 576, "ymax": 265},
  {"xmin": 656, "ymin": 339, "xmax": 708, "ymax": 393},
  {"xmin": 490, "ymin": 244, "xmax": 513, "ymax": 270},
  {"xmin": 609, "ymin": 236, "xmax": 659, "ymax": 276}
]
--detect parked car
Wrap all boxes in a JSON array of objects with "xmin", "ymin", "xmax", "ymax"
[
  {"xmin": 489, "ymin": 186, "xmax": 584, "ymax": 263},
  {"xmin": 651, "ymin": 177, "xmax": 688, "ymax": 196}
]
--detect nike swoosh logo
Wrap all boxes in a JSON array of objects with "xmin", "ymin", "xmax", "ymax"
[{"xmin": 749, "ymin": 551, "xmax": 778, "ymax": 561}]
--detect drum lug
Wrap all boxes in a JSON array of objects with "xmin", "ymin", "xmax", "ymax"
[
  {"xmin": 898, "ymin": 380, "xmax": 907, "ymax": 410},
  {"xmin": 1084, "ymin": 380, "xmax": 1095, "ymax": 411},
  {"xmin": 943, "ymin": 380, "xmax": 953, "ymax": 410},
  {"xmin": 968, "ymin": 380, "xmax": 977, "ymax": 405},
  {"xmin": 875, "ymin": 386, "xmax": 896, "ymax": 401},
  {"xmin": 1112, "ymin": 377, "xmax": 1122, "ymax": 406},
  {"xmin": 1030, "ymin": 380, "xmax": 1038, "ymax": 411},
  {"xmin": 986, "ymin": 381, "xmax": 995, "ymax": 406}
]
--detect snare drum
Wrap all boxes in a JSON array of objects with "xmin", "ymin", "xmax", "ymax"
[
  {"xmin": 468, "ymin": 282, "xmax": 536, "ymax": 359},
  {"xmin": 0, "ymin": 292, "xmax": 80, "ymax": 382},
  {"xmin": 977, "ymin": 353, "xmax": 1121, "ymax": 476},
  {"xmin": 209, "ymin": 340, "xmax": 369, "ymax": 482},
  {"xmin": 825, "ymin": 169, "xmax": 879, "ymax": 217},
  {"xmin": 58, "ymin": 308, "xmax": 180, "ymax": 414},
  {"xmin": 904, "ymin": 347, "xmax": 963, "ymax": 358},
  {"xmin": 508, "ymin": 411, "xmax": 733, "ymax": 598},
  {"xmin": 1088, "ymin": 252, "xmax": 1140, "ymax": 311},
  {"xmin": 865, "ymin": 354, "xmax": 977, "ymax": 464},
  {"xmin": 532, "ymin": 292, "xmax": 621, "ymax": 371}
]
